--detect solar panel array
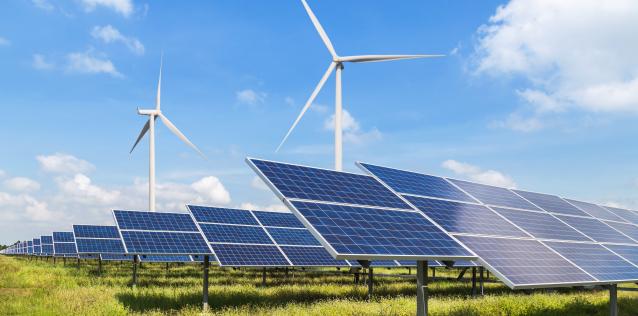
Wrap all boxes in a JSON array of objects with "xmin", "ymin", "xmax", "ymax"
[
  {"xmin": 52, "ymin": 232, "xmax": 77, "ymax": 257},
  {"xmin": 359, "ymin": 162, "xmax": 638, "ymax": 289},
  {"xmin": 247, "ymin": 158, "xmax": 475, "ymax": 261},
  {"xmin": 73, "ymin": 225, "xmax": 125, "ymax": 254}
]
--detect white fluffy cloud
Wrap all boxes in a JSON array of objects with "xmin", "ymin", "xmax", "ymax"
[
  {"xmin": 442, "ymin": 159, "xmax": 517, "ymax": 188},
  {"xmin": 324, "ymin": 109, "xmax": 382, "ymax": 144},
  {"xmin": 251, "ymin": 176, "xmax": 269, "ymax": 191},
  {"xmin": 0, "ymin": 37, "xmax": 9, "ymax": 46},
  {"xmin": 191, "ymin": 176, "xmax": 231, "ymax": 205},
  {"xmin": 32, "ymin": 0, "xmax": 54, "ymax": 11},
  {"xmin": 474, "ymin": 0, "xmax": 638, "ymax": 128},
  {"xmin": 80, "ymin": 0, "xmax": 133, "ymax": 17},
  {"xmin": 0, "ymin": 192, "xmax": 55, "ymax": 222},
  {"xmin": 239, "ymin": 202, "xmax": 287, "ymax": 212},
  {"xmin": 37, "ymin": 153, "xmax": 95, "ymax": 174},
  {"xmin": 66, "ymin": 51, "xmax": 122, "ymax": 77},
  {"xmin": 133, "ymin": 176, "xmax": 231, "ymax": 210},
  {"xmin": 32, "ymin": 54, "xmax": 55, "ymax": 70},
  {"xmin": 91, "ymin": 25, "xmax": 144, "ymax": 55},
  {"xmin": 57, "ymin": 174, "xmax": 121, "ymax": 205},
  {"xmin": 4, "ymin": 177, "xmax": 41, "ymax": 192},
  {"xmin": 236, "ymin": 89, "xmax": 266, "ymax": 105}
]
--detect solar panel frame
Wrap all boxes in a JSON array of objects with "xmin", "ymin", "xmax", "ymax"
[
  {"xmin": 52, "ymin": 231, "xmax": 77, "ymax": 256},
  {"xmin": 249, "ymin": 158, "xmax": 476, "ymax": 261},
  {"xmin": 73, "ymin": 225, "xmax": 126, "ymax": 254},
  {"xmin": 564, "ymin": 199, "xmax": 627, "ymax": 222},
  {"xmin": 553, "ymin": 215, "xmax": 636, "ymax": 244},
  {"xmin": 512, "ymin": 190, "xmax": 591, "ymax": 217},
  {"xmin": 490, "ymin": 207, "xmax": 593, "ymax": 242},
  {"xmin": 603, "ymin": 206, "xmax": 638, "ymax": 225}
]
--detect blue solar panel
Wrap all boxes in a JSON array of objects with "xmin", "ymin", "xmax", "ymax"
[
  {"xmin": 41, "ymin": 245, "xmax": 54, "ymax": 255},
  {"xmin": 189, "ymin": 205, "xmax": 259, "ymax": 225},
  {"xmin": 41, "ymin": 236, "xmax": 53, "ymax": 244},
  {"xmin": 491, "ymin": 207, "xmax": 591, "ymax": 242},
  {"xmin": 359, "ymin": 163, "xmax": 476, "ymax": 203},
  {"xmin": 404, "ymin": 195, "xmax": 528, "ymax": 238},
  {"xmin": 545, "ymin": 241, "xmax": 638, "ymax": 282},
  {"xmin": 199, "ymin": 223, "xmax": 272, "ymax": 244},
  {"xmin": 53, "ymin": 232, "xmax": 74, "ymax": 242},
  {"xmin": 114, "ymin": 210, "xmax": 199, "ymax": 231},
  {"xmin": 100, "ymin": 254, "xmax": 133, "ymax": 261},
  {"xmin": 456, "ymin": 235, "xmax": 595, "ymax": 287},
  {"xmin": 253, "ymin": 211, "xmax": 305, "ymax": 228},
  {"xmin": 249, "ymin": 159, "xmax": 411, "ymax": 210},
  {"xmin": 292, "ymin": 200, "xmax": 473, "ymax": 259},
  {"xmin": 604, "ymin": 221, "xmax": 638, "ymax": 242},
  {"xmin": 512, "ymin": 190, "xmax": 590, "ymax": 217},
  {"xmin": 33, "ymin": 246, "xmax": 41, "ymax": 254},
  {"xmin": 564, "ymin": 199, "xmax": 626, "ymax": 222},
  {"xmin": 33, "ymin": 238, "xmax": 40, "ymax": 246},
  {"xmin": 604, "ymin": 206, "xmax": 638, "ymax": 225},
  {"xmin": 281, "ymin": 246, "xmax": 349, "ymax": 266},
  {"xmin": 554, "ymin": 215, "xmax": 635, "ymax": 244},
  {"xmin": 76, "ymin": 238, "xmax": 125, "ymax": 254},
  {"xmin": 54, "ymin": 242, "xmax": 77, "ymax": 255},
  {"xmin": 266, "ymin": 227, "xmax": 321, "ymax": 246},
  {"xmin": 139, "ymin": 255, "xmax": 193, "ymax": 262},
  {"xmin": 447, "ymin": 179, "xmax": 540, "ymax": 211},
  {"xmin": 120, "ymin": 231, "xmax": 211, "ymax": 255},
  {"xmin": 213, "ymin": 244, "xmax": 289, "ymax": 266},
  {"xmin": 73, "ymin": 225, "xmax": 120, "ymax": 238},
  {"xmin": 604, "ymin": 244, "xmax": 638, "ymax": 266}
]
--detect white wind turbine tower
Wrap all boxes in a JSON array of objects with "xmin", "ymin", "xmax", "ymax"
[
  {"xmin": 277, "ymin": 0, "xmax": 443, "ymax": 171},
  {"xmin": 130, "ymin": 57, "xmax": 206, "ymax": 211}
]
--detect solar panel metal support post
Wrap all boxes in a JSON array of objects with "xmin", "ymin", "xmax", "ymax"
[
  {"xmin": 131, "ymin": 255, "xmax": 139, "ymax": 288},
  {"xmin": 479, "ymin": 267, "xmax": 484, "ymax": 296},
  {"xmin": 357, "ymin": 260, "xmax": 373, "ymax": 300},
  {"xmin": 609, "ymin": 284, "xmax": 618, "ymax": 316},
  {"xmin": 416, "ymin": 261, "xmax": 429, "ymax": 316},
  {"xmin": 98, "ymin": 258, "xmax": 102, "ymax": 275},
  {"xmin": 262, "ymin": 268, "xmax": 267, "ymax": 287},
  {"xmin": 202, "ymin": 255, "xmax": 210, "ymax": 311},
  {"xmin": 471, "ymin": 267, "xmax": 477, "ymax": 297},
  {"xmin": 431, "ymin": 267, "xmax": 435, "ymax": 279}
]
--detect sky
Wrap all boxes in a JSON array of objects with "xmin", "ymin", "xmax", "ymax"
[{"xmin": 1, "ymin": 0, "xmax": 638, "ymax": 244}]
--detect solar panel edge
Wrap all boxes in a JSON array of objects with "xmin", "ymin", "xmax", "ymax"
[
  {"xmin": 249, "ymin": 209, "xmax": 295, "ymax": 266},
  {"xmin": 185, "ymin": 205, "xmax": 226, "ymax": 262},
  {"xmin": 111, "ymin": 209, "xmax": 130, "ymax": 254}
]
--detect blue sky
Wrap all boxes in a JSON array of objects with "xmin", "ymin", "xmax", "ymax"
[{"xmin": 2, "ymin": 0, "xmax": 638, "ymax": 244}]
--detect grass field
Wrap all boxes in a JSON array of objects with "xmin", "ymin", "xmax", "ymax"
[{"xmin": 1, "ymin": 256, "xmax": 637, "ymax": 315}]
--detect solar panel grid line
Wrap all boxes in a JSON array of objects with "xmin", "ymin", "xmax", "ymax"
[
  {"xmin": 552, "ymin": 214, "xmax": 638, "ymax": 245},
  {"xmin": 602, "ymin": 206, "xmax": 638, "ymax": 225},
  {"xmin": 443, "ymin": 178, "xmax": 541, "ymax": 212},
  {"xmin": 602, "ymin": 220, "xmax": 638, "ymax": 243},
  {"xmin": 600, "ymin": 245, "xmax": 638, "ymax": 270},
  {"xmin": 510, "ymin": 190, "xmax": 591, "ymax": 217},
  {"xmin": 598, "ymin": 221, "xmax": 638, "ymax": 244},
  {"xmin": 186, "ymin": 208, "xmax": 223, "ymax": 263},
  {"xmin": 562, "ymin": 198, "xmax": 628, "ymax": 223},
  {"xmin": 250, "ymin": 210, "xmax": 297, "ymax": 266},
  {"xmin": 111, "ymin": 210, "xmax": 131, "ymax": 254}
]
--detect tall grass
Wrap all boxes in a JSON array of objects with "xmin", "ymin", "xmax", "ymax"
[{"xmin": 0, "ymin": 256, "xmax": 636, "ymax": 315}]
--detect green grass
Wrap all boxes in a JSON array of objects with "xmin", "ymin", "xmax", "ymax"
[{"xmin": 1, "ymin": 255, "xmax": 637, "ymax": 315}]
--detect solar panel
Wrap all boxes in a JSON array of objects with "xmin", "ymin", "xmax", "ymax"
[
  {"xmin": 248, "ymin": 158, "xmax": 474, "ymax": 261},
  {"xmin": 456, "ymin": 235, "xmax": 595, "ymax": 288},
  {"xmin": 603, "ymin": 206, "xmax": 638, "ymax": 225},
  {"xmin": 553, "ymin": 215, "xmax": 635, "ymax": 244},
  {"xmin": 249, "ymin": 159, "xmax": 411, "ymax": 209},
  {"xmin": 33, "ymin": 239, "xmax": 41, "ymax": 255},
  {"xmin": 564, "ymin": 199, "xmax": 627, "ymax": 222},
  {"xmin": 139, "ymin": 255, "xmax": 193, "ymax": 262},
  {"xmin": 512, "ymin": 190, "xmax": 590, "ymax": 217},
  {"xmin": 187, "ymin": 205, "xmax": 351, "ymax": 267},
  {"xmin": 52, "ymin": 232, "xmax": 77, "ymax": 256},
  {"xmin": 403, "ymin": 195, "xmax": 528, "ymax": 238},
  {"xmin": 604, "ymin": 244, "xmax": 638, "ymax": 266},
  {"xmin": 100, "ymin": 254, "xmax": 133, "ymax": 261},
  {"xmin": 603, "ymin": 221, "xmax": 638, "ymax": 242},
  {"xmin": 73, "ymin": 225, "xmax": 126, "ymax": 254},
  {"xmin": 113, "ymin": 210, "xmax": 212, "ymax": 255},
  {"xmin": 359, "ymin": 163, "xmax": 476, "ymax": 203},
  {"xmin": 491, "ymin": 207, "xmax": 591, "ymax": 242},
  {"xmin": 27, "ymin": 241, "xmax": 33, "ymax": 254},
  {"xmin": 544, "ymin": 241, "xmax": 638, "ymax": 282},
  {"xmin": 40, "ymin": 236, "xmax": 54, "ymax": 256},
  {"xmin": 446, "ymin": 179, "xmax": 540, "ymax": 211}
]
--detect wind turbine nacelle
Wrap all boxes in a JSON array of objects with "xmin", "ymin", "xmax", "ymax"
[{"xmin": 138, "ymin": 109, "xmax": 159, "ymax": 116}]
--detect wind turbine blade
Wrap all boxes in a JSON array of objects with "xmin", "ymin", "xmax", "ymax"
[
  {"xmin": 301, "ymin": 0, "xmax": 337, "ymax": 59},
  {"xmin": 158, "ymin": 114, "xmax": 207, "ymax": 159},
  {"xmin": 130, "ymin": 119, "xmax": 151, "ymax": 153},
  {"xmin": 156, "ymin": 54, "xmax": 163, "ymax": 111},
  {"xmin": 340, "ymin": 54, "xmax": 444, "ymax": 63},
  {"xmin": 276, "ymin": 62, "xmax": 336, "ymax": 152}
]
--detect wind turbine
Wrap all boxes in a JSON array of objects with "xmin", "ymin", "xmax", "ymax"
[
  {"xmin": 276, "ymin": 0, "xmax": 443, "ymax": 171},
  {"xmin": 130, "ymin": 56, "xmax": 206, "ymax": 211}
]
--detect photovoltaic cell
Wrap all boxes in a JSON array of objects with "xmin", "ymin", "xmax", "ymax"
[
  {"xmin": 359, "ymin": 163, "xmax": 475, "ymax": 203},
  {"xmin": 491, "ymin": 207, "xmax": 591, "ymax": 242},
  {"xmin": 41, "ymin": 245, "xmax": 54, "ymax": 255},
  {"xmin": 54, "ymin": 242, "xmax": 77, "ymax": 255},
  {"xmin": 189, "ymin": 205, "xmax": 258, "ymax": 225},
  {"xmin": 512, "ymin": 190, "xmax": 590, "ymax": 217},
  {"xmin": 212, "ymin": 244, "xmax": 289, "ymax": 266},
  {"xmin": 604, "ymin": 244, "xmax": 638, "ymax": 266},
  {"xmin": 120, "ymin": 231, "xmax": 211, "ymax": 255},
  {"xmin": 41, "ymin": 236, "xmax": 53, "ymax": 244},
  {"xmin": 456, "ymin": 235, "xmax": 595, "ymax": 287},
  {"xmin": 564, "ymin": 199, "xmax": 626, "ymax": 222},
  {"xmin": 403, "ymin": 195, "xmax": 528, "ymax": 238},
  {"xmin": 253, "ymin": 211, "xmax": 305, "ymax": 228},
  {"xmin": 447, "ymin": 179, "xmax": 540, "ymax": 211},
  {"xmin": 604, "ymin": 221, "xmax": 638, "ymax": 242},
  {"xmin": 604, "ymin": 206, "xmax": 638, "ymax": 225},
  {"xmin": 115, "ymin": 210, "xmax": 199, "ymax": 232},
  {"xmin": 292, "ymin": 200, "xmax": 472, "ymax": 259},
  {"xmin": 139, "ymin": 255, "xmax": 193, "ymax": 262},
  {"xmin": 554, "ymin": 215, "xmax": 635, "ymax": 244},
  {"xmin": 266, "ymin": 227, "xmax": 322, "ymax": 246},
  {"xmin": 544, "ymin": 241, "xmax": 638, "ymax": 282},
  {"xmin": 73, "ymin": 225, "xmax": 120, "ymax": 239},
  {"xmin": 53, "ymin": 232, "xmax": 74, "ymax": 243},
  {"xmin": 249, "ymin": 159, "xmax": 411, "ymax": 210},
  {"xmin": 281, "ymin": 246, "xmax": 349, "ymax": 266},
  {"xmin": 199, "ymin": 223, "xmax": 272, "ymax": 244},
  {"xmin": 75, "ymin": 238, "xmax": 125, "ymax": 254}
]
